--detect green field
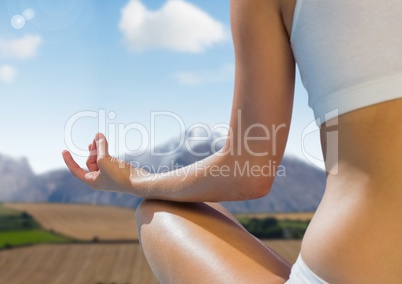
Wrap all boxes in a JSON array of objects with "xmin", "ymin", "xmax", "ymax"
[
  {"xmin": 0, "ymin": 210, "xmax": 40, "ymax": 231},
  {"xmin": 238, "ymin": 216, "xmax": 310, "ymax": 239},
  {"xmin": 0, "ymin": 203, "xmax": 71, "ymax": 249},
  {"xmin": 0, "ymin": 230, "xmax": 71, "ymax": 249}
]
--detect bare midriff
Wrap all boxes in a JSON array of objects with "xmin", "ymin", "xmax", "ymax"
[
  {"xmin": 277, "ymin": 0, "xmax": 402, "ymax": 280},
  {"xmin": 300, "ymin": 98, "xmax": 402, "ymax": 283}
]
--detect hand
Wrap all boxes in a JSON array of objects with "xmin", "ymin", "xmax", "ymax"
[{"xmin": 62, "ymin": 133, "xmax": 144, "ymax": 194}]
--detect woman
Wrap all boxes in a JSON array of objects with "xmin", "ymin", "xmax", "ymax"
[{"xmin": 63, "ymin": 0, "xmax": 402, "ymax": 282}]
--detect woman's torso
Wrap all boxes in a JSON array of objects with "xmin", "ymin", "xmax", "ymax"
[{"xmin": 280, "ymin": 0, "xmax": 402, "ymax": 282}]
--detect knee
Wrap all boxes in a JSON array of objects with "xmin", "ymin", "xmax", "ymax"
[
  {"xmin": 135, "ymin": 199, "xmax": 162, "ymax": 227},
  {"xmin": 136, "ymin": 199, "xmax": 196, "ymax": 222},
  {"xmin": 135, "ymin": 200, "xmax": 159, "ymax": 244},
  {"xmin": 135, "ymin": 200, "xmax": 212, "ymax": 239},
  {"xmin": 135, "ymin": 200, "xmax": 185, "ymax": 239}
]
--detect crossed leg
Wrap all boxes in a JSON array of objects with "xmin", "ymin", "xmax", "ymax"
[{"xmin": 136, "ymin": 200, "xmax": 291, "ymax": 284}]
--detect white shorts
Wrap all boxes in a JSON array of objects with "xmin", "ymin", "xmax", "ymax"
[{"xmin": 285, "ymin": 254, "xmax": 329, "ymax": 284}]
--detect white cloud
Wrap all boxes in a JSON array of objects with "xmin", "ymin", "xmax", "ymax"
[
  {"xmin": 173, "ymin": 63, "xmax": 234, "ymax": 85},
  {"xmin": 0, "ymin": 65, "xmax": 17, "ymax": 83},
  {"xmin": 0, "ymin": 35, "xmax": 42, "ymax": 60},
  {"xmin": 119, "ymin": 0, "xmax": 227, "ymax": 53}
]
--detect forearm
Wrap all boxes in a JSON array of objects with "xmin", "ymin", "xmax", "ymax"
[{"xmin": 130, "ymin": 144, "xmax": 276, "ymax": 203}]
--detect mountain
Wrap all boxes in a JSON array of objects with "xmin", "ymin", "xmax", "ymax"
[
  {"xmin": 0, "ymin": 154, "xmax": 45, "ymax": 202},
  {"xmin": 0, "ymin": 132, "xmax": 326, "ymax": 213}
]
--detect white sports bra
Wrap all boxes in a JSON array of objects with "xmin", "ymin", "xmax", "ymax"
[{"xmin": 290, "ymin": 0, "xmax": 402, "ymax": 125}]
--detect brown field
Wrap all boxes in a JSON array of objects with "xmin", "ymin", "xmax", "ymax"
[
  {"xmin": 5, "ymin": 203, "xmax": 138, "ymax": 241},
  {"xmin": 0, "ymin": 243, "xmax": 158, "ymax": 284},
  {"xmin": 0, "ymin": 241, "xmax": 301, "ymax": 284},
  {"xmin": 1, "ymin": 203, "xmax": 302, "ymax": 283},
  {"xmin": 236, "ymin": 212, "xmax": 315, "ymax": 221}
]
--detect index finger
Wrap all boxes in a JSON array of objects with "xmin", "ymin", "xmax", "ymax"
[{"xmin": 62, "ymin": 150, "xmax": 90, "ymax": 183}]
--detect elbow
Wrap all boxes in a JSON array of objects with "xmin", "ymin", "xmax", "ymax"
[
  {"xmin": 250, "ymin": 175, "xmax": 273, "ymax": 199},
  {"xmin": 235, "ymin": 175, "xmax": 273, "ymax": 201},
  {"xmin": 223, "ymin": 155, "xmax": 278, "ymax": 201},
  {"xmin": 218, "ymin": 153, "xmax": 280, "ymax": 201}
]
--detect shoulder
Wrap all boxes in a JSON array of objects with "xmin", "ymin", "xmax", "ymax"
[{"xmin": 230, "ymin": 0, "xmax": 296, "ymax": 41}]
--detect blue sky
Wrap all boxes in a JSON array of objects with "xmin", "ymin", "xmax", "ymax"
[{"xmin": 0, "ymin": 0, "xmax": 323, "ymax": 173}]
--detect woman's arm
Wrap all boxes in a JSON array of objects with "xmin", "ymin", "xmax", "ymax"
[{"xmin": 63, "ymin": 0, "xmax": 295, "ymax": 202}]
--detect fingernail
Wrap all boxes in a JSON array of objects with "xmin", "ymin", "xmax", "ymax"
[{"xmin": 97, "ymin": 138, "xmax": 105, "ymax": 157}]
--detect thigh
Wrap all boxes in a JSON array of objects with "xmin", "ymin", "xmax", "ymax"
[{"xmin": 136, "ymin": 200, "xmax": 291, "ymax": 284}]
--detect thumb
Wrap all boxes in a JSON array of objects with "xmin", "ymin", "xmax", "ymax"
[{"xmin": 95, "ymin": 133, "xmax": 109, "ymax": 160}]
